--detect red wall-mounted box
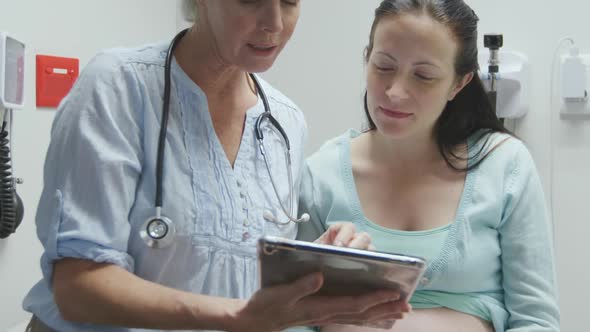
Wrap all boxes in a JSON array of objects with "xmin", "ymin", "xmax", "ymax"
[{"xmin": 36, "ymin": 55, "xmax": 79, "ymax": 108}]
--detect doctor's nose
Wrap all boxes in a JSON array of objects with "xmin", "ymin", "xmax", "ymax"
[{"xmin": 260, "ymin": 1, "xmax": 284, "ymax": 33}]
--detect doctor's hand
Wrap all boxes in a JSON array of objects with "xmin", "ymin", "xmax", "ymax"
[
  {"xmin": 315, "ymin": 222, "xmax": 376, "ymax": 250},
  {"xmin": 230, "ymin": 272, "xmax": 409, "ymax": 332}
]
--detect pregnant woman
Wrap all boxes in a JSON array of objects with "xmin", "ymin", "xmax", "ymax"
[{"xmin": 297, "ymin": 0, "xmax": 560, "ymax": 331}]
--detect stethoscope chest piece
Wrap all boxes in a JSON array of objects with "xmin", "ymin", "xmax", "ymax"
[{"xmin": 140, "ymin": 214, "xmax": 176, "ymax": 248}]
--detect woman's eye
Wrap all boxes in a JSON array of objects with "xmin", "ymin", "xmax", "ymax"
[
  {"xmin": 241, "ymin": 0, "xmax": 298, "ymax": 7},
  {"xmin": 415, "ymin": 73, "xmax": 434, "ymax": 81},
  {"xmin": 374, "ymin": 64, "xmax": 394, "ymax": 72}
]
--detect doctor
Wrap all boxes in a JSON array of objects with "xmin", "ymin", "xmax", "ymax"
[{"xmin": 23, "ymin": 1, "xmax": 409, "ymax": 331}]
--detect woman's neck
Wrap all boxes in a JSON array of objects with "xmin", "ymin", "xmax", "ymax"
[
  {"xmin": 366, "ymin": 129, "xmax": 442, "ymax": 167},
  {"xmin": 173, "ymin": 26, "xmax": 255, "ymax": 105}
]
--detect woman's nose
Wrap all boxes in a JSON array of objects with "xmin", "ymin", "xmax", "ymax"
[
  {"xmin": 385, "ymin": 76, "xmax": 409, "ymax": 101},
  {"xmin": 260, "ymin": 0, "xmax": 284, "ymax": 33}
]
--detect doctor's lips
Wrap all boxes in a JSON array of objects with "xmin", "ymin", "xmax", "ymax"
[
  {"xmin": 379, "ymin": 106, "xmax": 413, "ymax": 119},
  {"xmin": 248, "ymin": 43, "xmax": 278, "ymax": 56}
]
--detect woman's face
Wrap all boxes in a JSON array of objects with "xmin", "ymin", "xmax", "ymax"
[
  {"xmin": 198, "ymin": 0, "xmax": 301, "ymax": 73},
  {"xmin": 365, "ymin": 13, "xmax": 472, "ymax": 140}
]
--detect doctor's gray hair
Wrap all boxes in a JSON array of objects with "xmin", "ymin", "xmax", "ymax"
[
  {"xmin": 182, "ymin": 0, "xmax": 198, "ymax": 22},
  {"xmin": 363, "ymin": 0, "xmax": 510, "ymax": 171}
]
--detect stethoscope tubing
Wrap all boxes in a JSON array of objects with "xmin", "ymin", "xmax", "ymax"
[{"xmin": 143, "ymin": 29, "xmax": 308, "ymax": 247}]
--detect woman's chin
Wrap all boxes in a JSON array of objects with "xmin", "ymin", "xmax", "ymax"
[
  {"xmin": 374, "ymin": 123, "xmax": 413, "ymax": 140},
  {"xmin": 242, "ymin": 62, "xmax": 274, "ymax": 74},
  {"xmin": 371, "ymin": 113, "xmax": 416, "ymax": 139},
  {"xmin": 239, "ymin": 55, "xmax": 280, "ymax": 74}
]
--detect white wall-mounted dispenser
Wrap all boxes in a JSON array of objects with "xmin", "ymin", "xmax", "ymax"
[{"xmin": 560, "ymin": 46, "xmax": 588, "ymax": 102}]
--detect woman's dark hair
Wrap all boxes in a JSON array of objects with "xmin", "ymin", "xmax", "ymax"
[{"xmin": 363, "ymin": 0, "xmax": 510, "ymax": 171}]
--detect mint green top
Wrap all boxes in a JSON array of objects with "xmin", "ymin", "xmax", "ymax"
[
  {"xmin": 297, "ymin": 129, "xmax": 560, "ymax": 332},
  {"xmin": 366, "ymin": 218, "xmax": 449, "ymax": 264}
]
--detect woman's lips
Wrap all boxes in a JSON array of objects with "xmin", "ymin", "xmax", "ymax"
[
  {"xmin": 379, "ymin": 107, "xmax": 413, "ymax": 119},
  {"xmin": 248, "ymin": 44, "xmax": 278, "ymax": 57}
]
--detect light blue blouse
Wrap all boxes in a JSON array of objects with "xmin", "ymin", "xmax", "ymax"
[
  {"xmin": 23, "ymin": 42, "xmax": 307, "ymax": 332},
  {"xmin": 297, "ymin": 129, "xmax": 560, "ymax": 332}
]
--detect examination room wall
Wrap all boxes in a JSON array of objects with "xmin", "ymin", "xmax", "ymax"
[
  {"xmin": 0, "ymin": 0, "xmax": 177, "ymax": 330},
  {"xmin": 261, "ymin": 1, "xmax": 590, "ymax": 331}
]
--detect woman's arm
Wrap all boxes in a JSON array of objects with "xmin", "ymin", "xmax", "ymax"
[
  {"xmin": 53, "ymin": 258, "xmax": 407, "ymax": 331},
  {"xmin": 498, "ymin": 143, "xmax": 560, "ymax": 331},
  {"xmin": 53, "ymin": 258, "xmax": 241, "ymax": 330}
]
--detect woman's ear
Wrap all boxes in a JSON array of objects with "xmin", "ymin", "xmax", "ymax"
[{"xmin": 448, "ymin": 72, "xmax": 474, "ymax": 101}]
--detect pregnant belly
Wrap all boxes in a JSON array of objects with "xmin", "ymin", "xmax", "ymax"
[{"xmin": 322, "ymin": 307, "xmax": 494, "ymax": 332}]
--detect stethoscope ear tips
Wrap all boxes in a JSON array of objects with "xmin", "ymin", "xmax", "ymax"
[
  {"xmin": 263, "ymin": 210, "xmax": 277, "ymax": 223},
  {"xmin": 140, "ymin": 214, "xmax": 176, "ymax": 248},
  {"xmin": 263, "ymin": 210, "xmax": 311, "ymax": 225}
]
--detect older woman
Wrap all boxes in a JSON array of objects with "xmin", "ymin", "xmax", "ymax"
[{"xmin": 22, "ymin": 1, "xmax": 408, "ymax": 331}]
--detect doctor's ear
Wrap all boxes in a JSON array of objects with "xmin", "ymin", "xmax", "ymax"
[{"xmin": 448, "ymin": 72, "xmax": 474, "ymax": 101}]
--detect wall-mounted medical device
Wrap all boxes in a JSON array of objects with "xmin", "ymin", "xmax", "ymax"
[
  {"xmin": 0, "ymin": 33, "xmax": 25, "ymax": 110},
  {"xmin": 0, "ymin": 32, "xmax": 25, "ymax": 239},
  {"xmin": 479, "ymin": 34, "xmax": 531, "ymax": 119},
  {"xmin": 560, "ymin": 46, "xmax": 588, "ymax": 102},
  {"xmin": 483, "ymin": 34, "xmax": 502, "ymax": 115}
]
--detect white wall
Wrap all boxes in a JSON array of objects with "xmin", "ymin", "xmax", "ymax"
[
  {"xmin": 0, "ymin": 0, "xmax": 177, "ymax": 329},
  {"xmin": 262, "ymin": 1, "xmax": 590, "ymax": 331},
  {"xmin": 263, "ymin": 1, "xmax": 371, "ymax": 154}
]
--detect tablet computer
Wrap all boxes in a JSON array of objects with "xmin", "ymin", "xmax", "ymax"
[{"xmin": 258, "ymin": 236, "xmax": 427, "ymax": 300}]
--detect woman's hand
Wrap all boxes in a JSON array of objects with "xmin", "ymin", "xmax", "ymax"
[
  {"xmin": 230, "ymin": 273, "xmax": 410, "ymax": 332},
  {"xmin": 315, "ymin": 222, "xmax": 375, "ymax": 250}
]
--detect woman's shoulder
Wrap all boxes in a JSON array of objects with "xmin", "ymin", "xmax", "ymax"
[
  {"xmin": 470, "ymin": 131, "xmax": 538, "ymax": 181},
  {"xmin": 306, "ymin": 130, "xmax": 355, "ymax": 169},
  {"xmin": 81, "ymin": 42, "xmax": 168, "ymax": 81},
  {"xmin": 253, "ymin": 76, "xmax": 308, "ymax": 150},
  {"xmin": 255, "ymin": 76, "xmax": 303, "ymax": 115},
  {"xmin": 55, "ymin": 43, "xmax": 168, "ymax": 126}
]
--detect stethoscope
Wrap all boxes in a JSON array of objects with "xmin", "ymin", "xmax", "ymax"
[{"xmin": 140, "ymin": 29, "xmax": 309, "ymax": 248}]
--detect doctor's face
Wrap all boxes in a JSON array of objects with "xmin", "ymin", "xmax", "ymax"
[
  {"xmin": 198, "ymin": 0, "xmax": 301, "ymax": 73},
  {"xmin": 365, "ymin": 13, "xmax": 472, "ymax": 139}
]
